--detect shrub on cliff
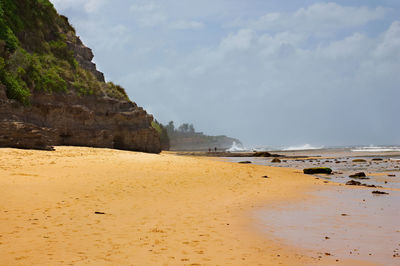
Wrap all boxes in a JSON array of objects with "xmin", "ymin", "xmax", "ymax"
[
  {"xmin": 0, "ymin": 0, "xmax": 131, "ymax": 105},
  {"xmin": 152, "ymin": 120, "xmax": 170, "ymax": 150},
  {"xmin": 106, "ymin": 82, "xmax": 129, "ymax": 101}
]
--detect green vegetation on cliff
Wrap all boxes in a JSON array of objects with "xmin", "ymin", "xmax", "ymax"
[
  {"xmin": 151, "ymin": 120, "xmax": 170, "ymax": 150},
  {"xmin": 0, "ymin": 0, "xmax": 129, "ymax": 105}
]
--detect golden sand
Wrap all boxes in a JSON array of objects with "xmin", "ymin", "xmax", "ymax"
[{"xmin": 0, "ymin": 147, "xmax": 374, "ymax": 265}]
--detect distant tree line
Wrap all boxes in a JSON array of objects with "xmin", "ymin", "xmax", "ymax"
[
  {"xmin": 152, "ymin": 120, "xmax": 207, "ymax": 151},
  {"xmin": 164, "ymin": 121, "xmax": 200, "ymax": 136}
]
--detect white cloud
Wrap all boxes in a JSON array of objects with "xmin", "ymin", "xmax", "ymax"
[
  {"xmin": 258, "ymin": 31, "xmax": 305, "ymax": 57},
  {"xmin": 219, "ymin": 29, "xmax": 254, "ymax": 53},
  {"xmin": 137, "ymin": 13, "xmax": 168, "ymax": 27},
  {"xmin": 128, "ymin": 2, "xmax": 167, "ymax": 27},
  {"xmin": 129, "ymin": 3, "xmax": 204, "ymax": 30},
  {"xmin": 317, "ymin": 32, "xmax": 370, "ymax": 59},
  {"xmin": 244, "ymin": 2, "xmax": 385, "ymax": 35},
  {"xmin": 129, "ymin": 3, "xmax": 159, "ymax": 13},
  {"xmin": 294, "ymin": 2, "xmax": 385, "ymax": 27},
  {"xmin": 374, "ymin": 21, "xmax": 400, "ymax": 59},
  {"xmin": 169, "ymin": 20, "xmax": 204, "ymax": 30},
  {"xmin": 50, "ymin": 0, "xmax": 107, "ymax": 13},
  {"xmin": 71, "ymin": 20, "xmax": 131, "ymax": 52}
]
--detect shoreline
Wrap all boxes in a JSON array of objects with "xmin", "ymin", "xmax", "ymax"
[{"xmin": 0, "ymin": 146, "xmax": 377, "ymax": 265}]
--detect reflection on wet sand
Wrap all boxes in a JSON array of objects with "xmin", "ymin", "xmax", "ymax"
[{"xmin": 256, "ymin": 188, "xmax": 400, "ymax": 265}]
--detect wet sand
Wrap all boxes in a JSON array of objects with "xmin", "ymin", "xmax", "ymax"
[
  {"xmin": 0, "ymin": 146, "xmax": 368, "ymax": 265},
  {"xmin": 256, "ymin": 187, "xmax": 400, "ymax": 265},
  {"xmin": 224, "ymin": 148, "xmax": 400, "ymax": 265}
]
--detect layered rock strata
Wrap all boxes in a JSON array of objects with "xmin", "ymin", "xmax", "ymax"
[{"xmin": 0, "ymin": 85, "xmax": 161, "ymax": 152}]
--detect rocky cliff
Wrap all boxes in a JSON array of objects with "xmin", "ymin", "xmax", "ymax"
[{"xmin": 0, "ymin": 0, "xmax": 160, "ymax": 152}]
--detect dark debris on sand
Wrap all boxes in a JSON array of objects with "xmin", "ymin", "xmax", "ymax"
[{"xmin": 372, "ymin": 191, "xmax": 389, "ymax": 195}]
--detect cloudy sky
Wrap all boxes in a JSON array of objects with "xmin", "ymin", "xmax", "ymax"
[{"xmin": 50, "ymin": 0, "xmax": 400, "ymax": 147}]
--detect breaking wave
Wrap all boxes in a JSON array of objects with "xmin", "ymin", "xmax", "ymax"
[
  {"xmin": 282, "ymin": 144, "xmax": 324, "ymax": 151},
  {"xmin": 351, "ymin": 146, "xmax": 400, "ymax": 152},
  {"xmin": 227, "ymin": 141, "xmax": 246, "ymax": 152}
]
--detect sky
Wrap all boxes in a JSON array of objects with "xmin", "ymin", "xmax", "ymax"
[{"xmin": 49, "ymin": 0, "xmax": 400, "ymax": 147}]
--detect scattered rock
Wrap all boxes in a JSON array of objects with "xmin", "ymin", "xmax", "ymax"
[
  {"xmin": 346, "ymin": 180, "xmax": 362, "ymax": 186},
  {"xmin": 271, "ymin": 158, "xmax": 281, "ymax": 163},
  {"xmin": 372, "ymin": 191, "xmax": 389, "ymax": 195},
  {"xmin": 352, "ymin": 159, "xmax": 367, "ymax": 163},
  {"xmin": 349, "ymin": 172, "xmax": 368, "ymax": 179},
  {"xmin": 253, "ymin": 151, "xmax": 272, "ymax": 157},
  {"xmin": 345, "ymin": 180, "xmax": 378, "ymax": 187},
  {"xmin": 262, "ymin": 175, "xmax": 269, "ymax": 178},
  {"xmin": 239, "ymin": 161, "xmax": 252, "ymax": 164},
  {"xmin": 325, "ymin": 236, "xmax": 330, "ymax": 239},
  {"xmin": 94, "ymin": 211, "xmax": 105, "ymax": 214},
  {"xmin": 303, "ymin": 167, "xmax": 332, "ymax": 174},
  {"xmin": 341, "ymin": 213, "xmax": 348, "ymax": 216},
  {"xmin": 325, "ymin": 252, "xmax": 331, "ymax": 256},
  {"xmin": 372, "ymin": 158, "xmax": 383, "ymax": 161},
  {"xmin": 388, "ymin": 174, "xmax": 396, "ymax": 177}
]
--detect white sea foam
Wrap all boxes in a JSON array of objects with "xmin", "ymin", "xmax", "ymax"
[
  {"xmin": 351, "ymin": 146, "xmax": 400, "ymax": 152},
  {"xmin": 282, "ymin": 144, "xmax": 323, "ymax": 151},
  {"xmin": 227, "ymin": 141, "xmax": 246, "ymax": 152}
]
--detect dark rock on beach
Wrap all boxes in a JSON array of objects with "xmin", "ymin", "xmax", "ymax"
[
  {"xmin": 346, "ymin": 180, "xmax": 379, "ymax": 188},
  {"xmin": 271, "ymin": 158, "xmax": 281, "ymax": 163},
  {"xmin": 175, "ymin": 151, "xmax": 282, "ymax": 158},
  {"xmin": 253, "ymin": 151, "xmax": 272, "ymax": 157},
  {"xmin": 352, "ymin": 159, "xmax": 367, "ymax": 163},
  {"xmin": 349, "ymin": 172, "xmax": 368, "ymax": 179},
  {"xmin": 372, "ymin": 190, "xmax": 389, "ymax": 195},
  {"xmin": 303, "ymin": 167, "xmax": 332, "ymax": 175},
  {"xmin": 239, "ymin": 161, "xmax": 252, "ymax": 164},
  {"xmin": 346, "ymin": 180, "xmax": 362, "ymax": 186}
]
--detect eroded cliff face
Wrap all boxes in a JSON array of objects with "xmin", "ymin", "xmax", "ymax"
[
  {"xmin": 0, "ymin": 83, "xmax": 161, "ymax": 152},
  {"xmin": 66, "ymin": 33, "xmax": 105, "ymax": 82}
]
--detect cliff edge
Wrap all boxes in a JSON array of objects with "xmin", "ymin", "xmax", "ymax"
[{"xmin": 0, "ymin": 0, "xmax": 160, "ymax": 152}]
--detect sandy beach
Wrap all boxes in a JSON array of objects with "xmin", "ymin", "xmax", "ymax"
[{"xmin": 0, "ymin": 147, "xmax": 377, "ymax": 265}]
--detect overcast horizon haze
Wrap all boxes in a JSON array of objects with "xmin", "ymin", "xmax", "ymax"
[{"xmin": 50, "ymin": 0, "xmax": 400, "ymax": 147}]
